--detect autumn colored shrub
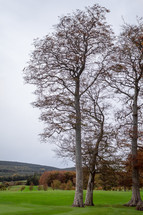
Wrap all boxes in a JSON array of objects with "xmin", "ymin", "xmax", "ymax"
[
  {"xmin": 51, "ymin": 180, "xmax": 61, "ymax": 190},
  {"xmin": 0, "ymin": 184, "xmax": 7, "ymax": 191},
  {"xmin": 20, "ymin": 186, "xmax": 25, "ymax": 191},
  {"xmin": 16, "ymin": 181, "xmax": 24, "ymax": 185},
  {"xmin": 96, "ymin": 186, "xmax": 103, "ymax": 190},
  {"xmin": 39, "ymin": 171, "xmax": 76, "ymax": 188},
  {"xmin": 43, "ymin": 184, "xmax": 48, "ymax": 191},
  {"xmin": 60, "ymin": 183, "xmax": 67, "ymax": 190},
  {"xmin": 38, "ymin": 185, "xmax": 43, "ymax": 190},
  {"xmin": 66, "ymin": 180, "xmax": 73, "ymax": 190}
]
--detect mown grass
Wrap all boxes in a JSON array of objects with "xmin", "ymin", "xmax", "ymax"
[{"xmin": 0, "ymin": 189, "xmax": 143, "ymax": 214}]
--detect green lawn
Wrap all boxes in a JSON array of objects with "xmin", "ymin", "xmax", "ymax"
[{"xmin": 0, "ymin": 190, "xmax": 143, "ymax": 214}]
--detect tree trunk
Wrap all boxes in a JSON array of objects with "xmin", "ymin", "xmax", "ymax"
[
  {"xmin": 84, "ymin": 120, "xmax": 103, "ymax": 206},
  {"xmin": 124, "ymin": 169, "xmax": 142, "ymax": 206},
  {"xmin": 124, "ymin": 80, "xmax": 143, "ymax": 210},
  {"xmin": 72, "ymin": 78, "xmax": 84, "ymax": 207},
  {"xmin": 84, "ymin": 170, "xmax": 95, "ymax": 206},
  {"xmin": 124, "ymin": 186, "xmax": 126, "ymax": 192}
]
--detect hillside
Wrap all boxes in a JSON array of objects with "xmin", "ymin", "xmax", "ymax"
[{"xmin": 0, "ymin": 160, "xmax": 74, "ymax": 177}]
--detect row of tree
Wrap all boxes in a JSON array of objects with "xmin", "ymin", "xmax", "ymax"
[
  {"xmin": 0, "ymin": 174, "xmax": 29, "ymax": 182},
  {"xmin": 38, "ymin": 159, "xmax": 143, "ymax": 191},
  {"xmin": 24, "ymin": 3, "xmax": 143, "ymax": 211}
]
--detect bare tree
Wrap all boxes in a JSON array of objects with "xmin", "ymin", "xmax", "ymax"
[
  {"xmin": 83, "ymin": 86, "xmax": 116, "ymax": 206},
  {"xmin": 24, "ymin": 4, "xmax": 113, "ymax": 207},
  {"xmin": 106, "ymin": 19, "xmax": 143, "ymax": 210},
  {"xmin": 56, "ymin": 84, "xmax": 117, "ymax": 206}
]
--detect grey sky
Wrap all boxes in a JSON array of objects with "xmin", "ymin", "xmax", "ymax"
[{"xmin": 0, "ymin": 0, "xmax": 143, "ymax": 168}]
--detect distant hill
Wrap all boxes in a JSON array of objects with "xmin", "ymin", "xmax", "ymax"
[{"xmin": 0, "ymin": 160, "xmax": 75, "ymax": 177}]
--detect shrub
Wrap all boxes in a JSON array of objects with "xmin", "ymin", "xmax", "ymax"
[
  {"xmin": 60, "ymin": 183, "xmax": 66, "ymax": 190},
  {"xmin": 38, "ymin": 185, "xmax": 43, "ymax": 190},
  {"xmin": 39, "ymin": 170, "xmax": 76, "ymax": 187},
  {"xmin": 51, "ymin": 180, "xmax": 61, "ymax": 190},
  {"xmin": 20, "ymin": 186, "xmax": 25, "ymax": 191},
  {"xmin": 3, "ymin": 182, "xmax": 9, "ymax": 187},
  {"xmin": 16, "ymin": 181, "xmax": 24, "ymax": 185},
  {"xmin": 8, "ymin": 186, "xmax": 11, "ymax": 190},
  {"xmin": 9, "ymin": 181, "xmax": 15, "ymax": 186},
  {"xmin": 96, "ymin": 186, "xmax": 103, "ymax": 190},
  {"xmin": 0, "ymin": 184, "xmax": 7, "ymax": 191},
  {"xmin": 66, "ymin": 180, "xmax": 73, "ymax": 190},
  {"xmin": 43, "ymin": 184, "xmax": 48, "ymax": 191},
  {"xmin": 29, "ymin": 183, "xmax": 34, "ymax": 191},
  {"xmin": 26, "ymin": 174, "xmax": 39, "ymax": 186},
  {"xmin": 73, "ymin": 177, "xmax": 76, "ymax": 186}
]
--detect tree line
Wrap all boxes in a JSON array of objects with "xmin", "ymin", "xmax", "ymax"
[{"xmin": 24, "ymin": 3, "xmax": 143, "ymax": 211}]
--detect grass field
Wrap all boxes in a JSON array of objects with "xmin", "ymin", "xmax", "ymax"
[{"xmin": 0, "ymin": 189, "xmax": 143, "ymax": 215}]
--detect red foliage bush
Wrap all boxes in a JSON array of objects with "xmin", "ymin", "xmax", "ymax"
[{"xmin": 39, "ymin": 171, "xmax": 76, "ymax": 189}]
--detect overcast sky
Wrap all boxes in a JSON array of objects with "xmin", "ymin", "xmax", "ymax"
[{"xmin": 0, "ymin": 0, "xmax": 143, "ymax": 168}]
